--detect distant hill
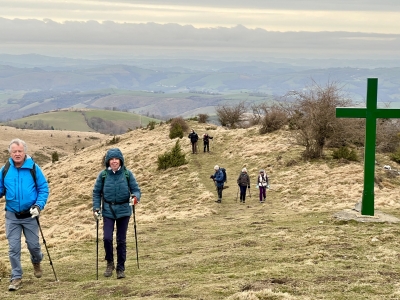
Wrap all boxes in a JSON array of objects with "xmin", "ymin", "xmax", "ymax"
[
  {"xmin": 1, "ymin": 54, "xmax": 400, "ymax": 120},
  {"xmin": 2, "ymin": 109, "xmax": 160, "ymax": 134}
]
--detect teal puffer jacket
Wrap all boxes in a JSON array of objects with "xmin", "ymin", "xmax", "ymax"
[{"xmin": 92, "ymin": 148, "xmax": 141, "ymax": 219}]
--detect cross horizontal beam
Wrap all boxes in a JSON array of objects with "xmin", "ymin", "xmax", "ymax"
[{"xmin": 337, "ymin": 108, "xmax": 400, "ymax": 119}]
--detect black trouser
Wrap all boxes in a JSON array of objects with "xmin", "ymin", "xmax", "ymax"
[
  {"xmin": 217, "ymin": 185, "xmax": 223, "ymax": 199},
  {"xmin": 239, "ymin": 185, "xmax": 247, "ymax": 201},
  {"xmin": 204, "ymin": 142, "xmax": 209, "ymax": 152}
]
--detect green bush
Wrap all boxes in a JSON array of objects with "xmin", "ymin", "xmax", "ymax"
[
  {"xmin": 390, "ymin": 147, "xmax": 400, "ymax": 164},
  {"xmin": 169, "ymin": 123, "xmax": 184, "ymax": 139},
  {"xmin": 51, "ymin": 151, "xmax": 59, "ymax": 163},
  {"xmin": 332, "ymin": 147, "xmax": 359, "ymax": 161},
  {"xmin": 147, "ymin": 121, "xmax": 156, "ymax": 130},
  {"xmin": 107, "ymin": 136, "xmax": 120, "ymax": 145},
  {"xmin": 157, "ymin": 140, "xmax": 188, "ymax": 170}
]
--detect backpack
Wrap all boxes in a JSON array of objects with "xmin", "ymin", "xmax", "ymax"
[
  {"xmin": 1, "ymin": 159, "xmax": 37, "ymax": 197},
  {"xmin": 238, "ymin": 173, "xmax": 249, "ymax": 185},
  {"xmin": 220, "ymin": 167, "xmax": 227, "ymax": 183}
]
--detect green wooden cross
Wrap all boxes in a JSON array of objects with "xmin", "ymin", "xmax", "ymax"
[{"xmin": 336, "ymin": 78, "xmax": 400, "ymax": 216}]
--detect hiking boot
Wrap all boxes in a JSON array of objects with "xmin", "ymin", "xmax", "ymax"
[
  {"xmin": 33, "ymin": 262, "xmax": 42, "ymax": 278},
  {"xmin": 116, "ymin": 270, "xmax": 126, "ymax": 279},
  {"xmin": 8, "ymin": 278, "xmax": 22, "ymax": 291},
  {"xmin": 215, "ymin": 199, "xmax": 221, "ymax": 203},
  {"xmin": 104, "ymin": 261, "xmax": 115, "ymax": 277}
]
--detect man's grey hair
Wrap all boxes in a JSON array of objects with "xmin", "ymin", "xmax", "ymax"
[{"xmin": 8, "ymin": 138, "xmax": 27, "ymax": 153}]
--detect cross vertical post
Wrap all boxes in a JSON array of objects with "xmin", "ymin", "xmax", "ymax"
[{"xmin": 336, "ymin": 78, "xmax": 400, "ymax": 216}]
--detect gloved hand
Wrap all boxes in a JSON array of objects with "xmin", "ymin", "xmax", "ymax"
[
  {"xmin": 267, "ymin": 185, "xmax": 270, "ymax": 189},
  {"xmin": 130, "ymin": 196, "xmax": 139, "ymax": 206},
  {"xmin": 248, "ymin": 186, "xmax": 250, "ymax": 189},
  {"xmin": 30, "ymin": 205, "xmax": 40, "ymax": 218},
  {"xmin": 93, "ymin": 210, "xmax": 102, "ymax": 221}
]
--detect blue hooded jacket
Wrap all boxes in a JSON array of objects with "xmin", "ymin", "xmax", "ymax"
[
  {"xmin": 92, "ymin": 148, "xmax": 141, "ymax": 219},
  {"xmin": 0, "ymin": 156, "xmax": 49, "ymax": 213}
]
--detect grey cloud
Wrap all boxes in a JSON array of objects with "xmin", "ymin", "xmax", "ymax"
[
  {"xmin": 1, "ymin": 18, "xmax": 399, "ymax": 60},
  {"xmin": 93, "ymin": 0, "xmax": 400, "ymax": 11}
]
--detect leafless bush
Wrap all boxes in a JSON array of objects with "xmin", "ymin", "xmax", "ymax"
[
  {"xmin": 198, "ymin": 113, "xmax": 209, "ymax": 123},
  {"xmin": 169, "ymin": 117, "xmax": 189, "ymax": 133},
  {"xmin": 281, "ymin": 80, "xmax": 351, "ymax": 160},
  {"xmin": 376, "ymin": 119, "xmax": 400, "ymax": 153},
  {"xmin": 251, "ymin": 103, "xmax": 288, "ymax": 134},
  {"xmin": 215, "ymin": 101, "xmax": 247, "ymax": 129}
]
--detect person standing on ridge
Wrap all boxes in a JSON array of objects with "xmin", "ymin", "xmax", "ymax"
[
  {"xmin": 210, "ymin": 165, "xmax": 224, "ymax": 203},
  {"xmin": 237, "ymin": 167, "xmax": 250, "ymax": 203},
  {"xmin": 257, "ymin": 169, "xmax": 269, "ymax": 203},
  {"xmin": 188, "ymin": 129, "xmax": 199, "ymax": 154},
  {"xmin": 0, "ymin": 138, "xmax": 49, "ymax": 291},
  {"xmin": 202, "ymin": 133, "xmax": 213, "ymax": 153},
  {"xmin": 93, "ymin": 148, "xmax": 141, "ymax": 279}
]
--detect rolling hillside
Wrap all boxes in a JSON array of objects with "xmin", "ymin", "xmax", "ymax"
[
  {"xmin": 2, "ymin": 109, "xmax": 160, "ymax": 134},
  {"xmin": 1, "ymin": 55, "xmax": 400, "ymax": 121},
  {"xmin": 0, "ymin": 122, "xmax": 400, "ymax": 299}
]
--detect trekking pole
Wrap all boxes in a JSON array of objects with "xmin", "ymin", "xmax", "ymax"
[
  {"xmin": 36, "ymin": 217, "xmax": 58, "ymax": 281},
  {"xmin": 96, "ymin": 218, "xmax": 99, "ymax": 280},
  {"xmin": 236, "ymin": 186, "xmax": 239, "ymax": 202},
  {"xmin": 132, "ymin": 205, "xmax": 139, "ymax": 269},
  {"xmin": 248, "ymin": 187, "xmax": 251, "ymax": 198}
]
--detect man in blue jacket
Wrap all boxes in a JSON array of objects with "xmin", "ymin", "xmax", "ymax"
[
  {"xmin": 0, "ymin": 138, "xmax": 49, "ymax": 291},
  {"xmin": 93, "ymin": 148, "xmax": 141, "ymax": 279},
  {"xmin": 211, "ymin": 165, "xmax": 224, "ymax": 203}
]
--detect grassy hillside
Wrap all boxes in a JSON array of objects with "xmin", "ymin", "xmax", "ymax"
[
  {"xmin": 0, "ymin": 123, "xmax": 400, "ymax": 299},
  {"xmin": 3, "ymin": 109, "xmax": 160, "ymax": 133}
]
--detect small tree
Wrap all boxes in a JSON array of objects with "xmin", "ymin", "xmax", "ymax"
[
  {"xmin": 169, "ymin": 123, "xmax": 184, "ymax": 139},
  {"xmin": 215, "ymin": 101, "xmax": 247, "ymax": 129},
  {"xmin": 147, "ymin": 121, "xmax": 156, "ymax": 130},
  {"xmin": 157, "ymin": 140, "xmax": 188, "ymax": 170}
]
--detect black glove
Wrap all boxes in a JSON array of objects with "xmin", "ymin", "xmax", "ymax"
[{"xmin": 248, "ymin": 186, "xmax": 250, "ymax": 189}]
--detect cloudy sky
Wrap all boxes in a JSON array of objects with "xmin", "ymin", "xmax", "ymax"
[{"xmin": 1, "ymin": 0, "xmax": 400, "ymax": 61}]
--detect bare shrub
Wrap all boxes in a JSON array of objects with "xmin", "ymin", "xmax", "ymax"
[
  {"xmin": 251, "ymin": 103, "xmax": 288, "ymax": 134},
  {"xmin": 169, "ymin": 117, "xmax": 189, "ymax": 133},
  {"xmin": 281, "ymin": 81, "xmax": 351, "ymax": 160},
  {"xmin": 198, "ymin": 113, "xmax": 209, "ymax": 123},
  {"xmin": 376, "ymin": 119, "xmax": 400, "ymax": 153},
  {"xmin": 215, "ymin": 101, "xmax": 247, "ymax": 129}
]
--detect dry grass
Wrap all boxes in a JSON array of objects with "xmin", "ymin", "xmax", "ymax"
[{"xmin": 0, "ymin": 122, "xmax": 400, "ymax": 299}]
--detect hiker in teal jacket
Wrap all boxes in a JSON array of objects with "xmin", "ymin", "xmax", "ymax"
[
  {"xmin": 0, "ymin": 138, "xmax": 49, "ymax": 291},
  {"xmin": 92, "ymin": 148, "xmax": 141, "ymax": 279}
]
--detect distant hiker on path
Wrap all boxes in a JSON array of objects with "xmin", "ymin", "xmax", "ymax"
[
  {"xmin": 188, "ymin": 129, "xmax": 199, "ymax": 154},
  {"xmin": 92, "ymin": 148, "xmax": 141, "ymax": 279},
  {"xmin": 257, "ymin": 169, "xmax": 269, "ymax": 203},
  {"xmin": 0, "ymin": 138, "xmax": 49, "ymax": 291},
  {"xmin": 210, "ymin": 165, "xmax": 225, "ymax": 203},
  {"xmin": 202, "ymin": 133, "xmax": 213, "ymax": 152},
  {"xmin": 237, "ymin": 167, "xmax": 250, "ymax": 203}
]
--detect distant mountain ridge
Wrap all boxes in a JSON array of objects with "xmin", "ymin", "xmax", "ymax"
[{"xmin": 0, "ymin": 54, "xmax": 399, "ymax": 120}]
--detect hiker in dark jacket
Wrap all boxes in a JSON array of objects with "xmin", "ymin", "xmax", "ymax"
[
  {"xmin": 188, "ymin": 129, "xmax": 199, "ymax": 154},
  {"xmin": 237, "ymin": 167, "xmax": 250, "ymax": 203},
  {"xmin": 0, "ymin": 138, "xmax": 49, "ymax": 291},
  {"xmin": 92, "ymin": 148, "xmax": 141, "ymax": 279},
  {"xmin": 257, "ymin": 169, "xmax": 269, "ymax": 203},
  {"xmin": 202, "ymin": 133, "xmax": 213, "ymax": 152}
]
